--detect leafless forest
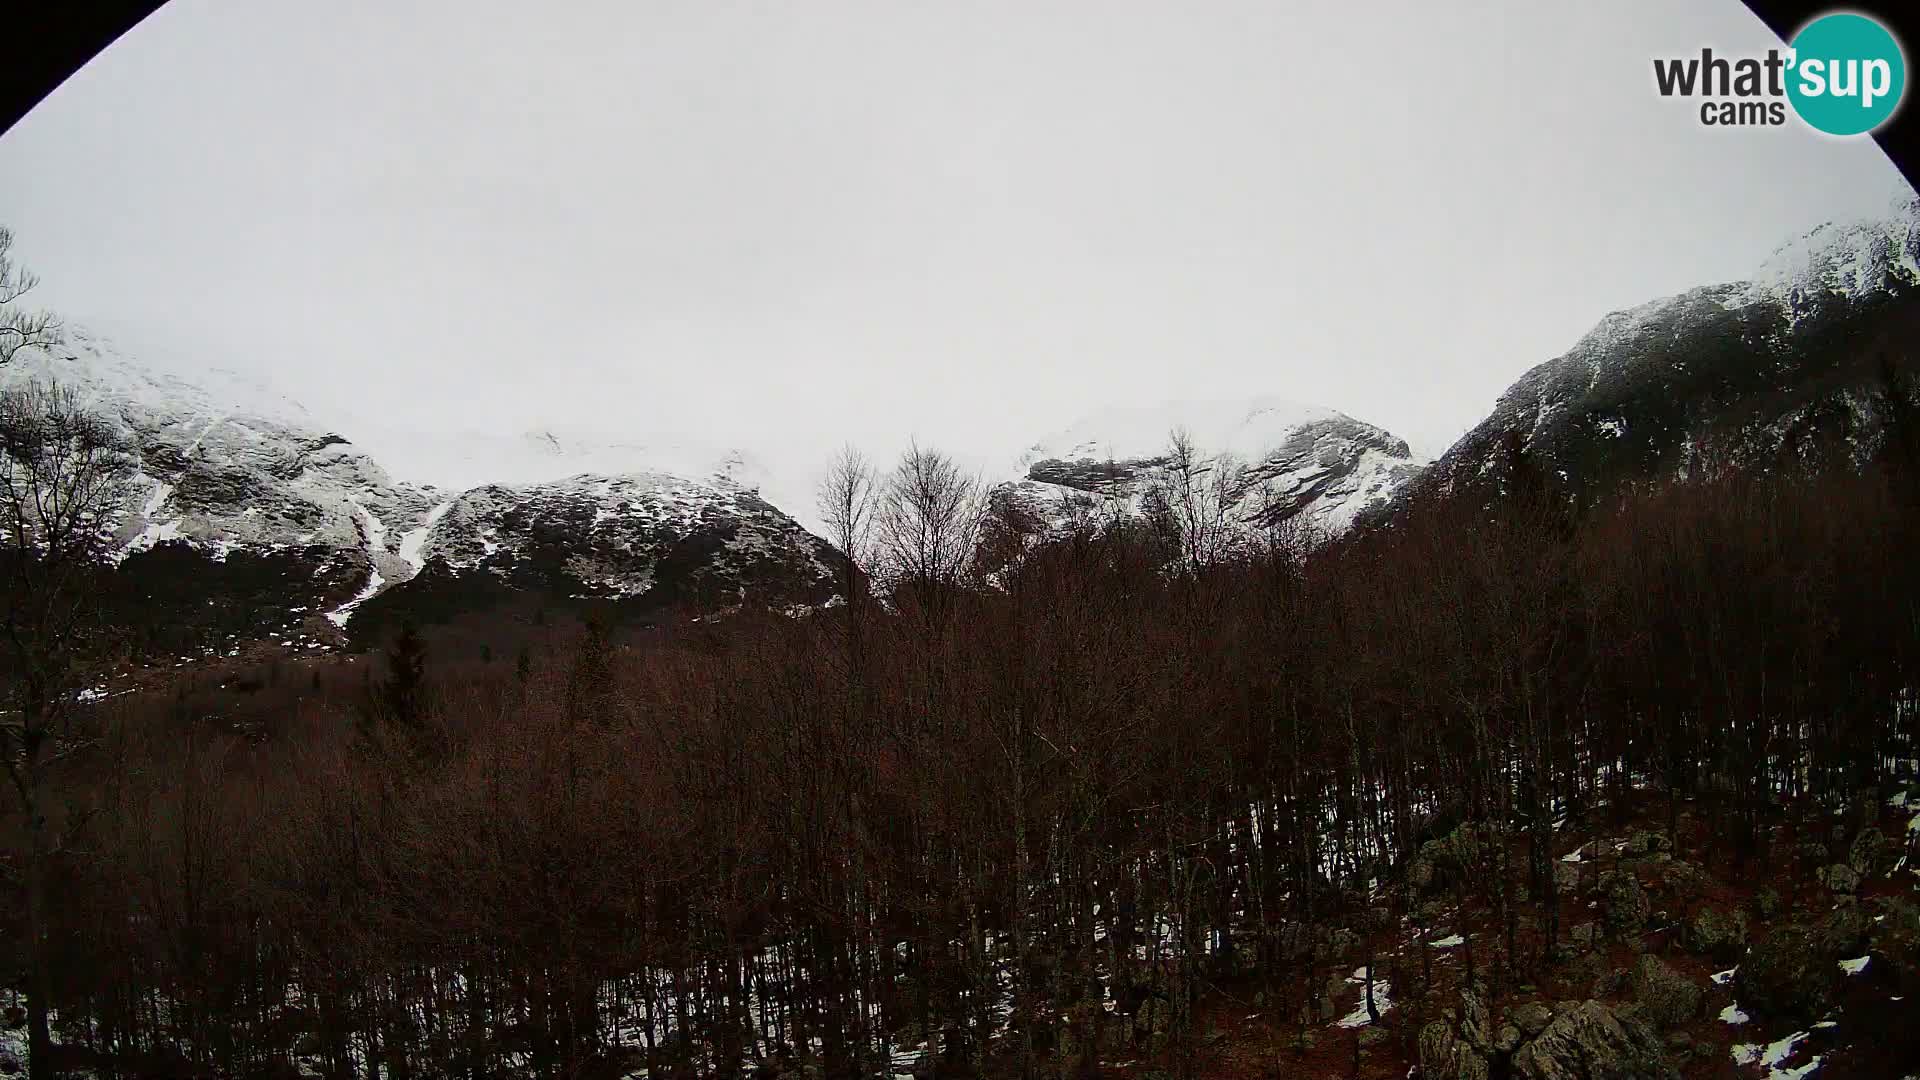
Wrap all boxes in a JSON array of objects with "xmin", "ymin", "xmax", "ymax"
[{"xmin": 5, "ymin": 396, "xmax": 1920, "ymax": 1080}]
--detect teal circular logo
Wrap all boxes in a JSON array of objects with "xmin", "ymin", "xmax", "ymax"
[{"xmin": 1787, "ymin": 13, "xmax": 1906, "ymax": 135}]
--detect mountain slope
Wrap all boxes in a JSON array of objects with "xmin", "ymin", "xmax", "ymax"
[
  {"xmin": 347, "ymin": 471, "xmax": 838, "ymax": 639},
  {"xmin": 1415, "ymin": 190, "xmax": 1920, "ymax": 508},
  {"xmin": 0, "ymin": 330, "xmax": 440, "ymax": 653},
  {"xmin": 0, "ymin": 335, "xmax": 840, "ymax": 652},
  {"xmin": 996, "ymin": 397, "xmax": 1426, "ymax": 540}
]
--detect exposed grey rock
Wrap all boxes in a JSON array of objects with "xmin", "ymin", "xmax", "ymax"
[
  {"xmin": 1598, "ymin": 871, "xmax": 1650, "ymax": 935},
  {"xmin": 996, "ymin": 398, "xmax": 1425, "ymax": 545},
  {"xmin": 1815, "ymin": 900, "xmax": 1872, "ymax": 960},
  {"xmin": 1681, "ymin": 907, "xmax": 1748, "ymax": 962},
  {"xmin": 1419, "ymin": 1020, "xmax": 1490, "ymax": 1080},
  {"xmin": 0, "ymin": 331, "xmax": 843, "ymax": 648},
  {"xmin": 1495, "ymin": 1023, "xmax": 1524, "ymax": 1055},
  {"xmin": 1871, "ymin": 897, "xmax": 1920, "ymax": 992},
  {"xmin": 1657, "ymin": 859, "xmax": 1710, "ymax": 899},
  {"xmin": 1591, "ymin": 967, "xmax": 1630, "ymax": 999},
  {"xmin": 1510, "ymin": 999, "xmax": 1678, "ymax": 1080},
  {"xmin": 1849, "ymin": 826, "xmax": 1888, "ymax": 877},
  {"xmin": 1409, "ymin": 856, "xmax": 1437, "ymax": 894},
  {"xmin": 1737, "ymin": 925, "xmax": 1834, "ymax": 1021},
  {"xmin": 1512, "ymin": 1001, "xmax": 1556, "ymax": 1038},
  {"xmin": 380, "ymin": 473, "xmax": 838, "ymax": 619},
  {"xmin": 1629, "ymin": 955, "xmax": 1701, "ymax": 1028},
  {"xmin": 1818, "ymin": 862, "xmax": 1861, "ymax": 894},
  {"xmin": 1460, "ymin": 987, "xmax": 1492, "ymax": 1052},
  {"xmin": 1568, "ymin": 922, "xmax": 1598, "ymax": 951},
  {"xmin": 1553, "ymin": 860, "xmax": 1582, "ymax": 893},
  {"xmin": 1621, "ymin": 832, "xmax": 1673, "ymax": 858}
]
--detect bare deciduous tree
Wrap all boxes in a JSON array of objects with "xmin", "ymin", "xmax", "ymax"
[
  {"xmin": 817, "ymin": 444, "xmax": 879, "ymax": 607},
  {"xmin": 0, "ymin": 380, "xmax": 135, "ymax": 1080},
  {"xmin": 1143, "ymin": 428, "xmax": 1248, "ymax": 573},
  {"xmin": 875, "ymin": 441, "xmax": 983, "ymax": 610},
  {"xmin": 0, "ymin": 230, "xmax": 61, "ymax": 367}
]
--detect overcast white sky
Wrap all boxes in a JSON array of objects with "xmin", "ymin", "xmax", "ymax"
[{"xmin": 0, "ymin": 0, "xmax": 1911, "ymax": 485}]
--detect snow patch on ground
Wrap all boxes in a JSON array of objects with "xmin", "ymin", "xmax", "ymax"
[
  {"xmin": 1732, "ymin": 1029, "xmax": 1822, "ymax": 1080},
  {"xmin": 1335, "ymin": 966, "xmax": 1392, "ymax": 1028},
  {"xmin": 397, "ymin": 498, "xmax": 456, "ymax": 574},
  {"xmin": 326, "ymin": 501, "xmax": 391, "ymax": 627}
]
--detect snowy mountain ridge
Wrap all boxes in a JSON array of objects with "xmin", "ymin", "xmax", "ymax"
[
  {"xmin": 996, "ymin": 396, "xmax": 1427, "ymax": 541},
  {"xmin": 0, "ymin": 334, "xmax": 837, "ymax": 638},
  {"xmin": 1413, "ymin": 186, "xmax": 1920, "ymax": 509}
]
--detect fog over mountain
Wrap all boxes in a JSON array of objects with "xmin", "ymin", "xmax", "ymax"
[{"xmin": 0, "ymin": 0, "xmax": 1912, "ymax": 498}]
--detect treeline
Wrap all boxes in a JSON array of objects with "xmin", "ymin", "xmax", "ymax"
[{"xmin": 10, "ymin": 435, "xmax": 1920, "ymax": 1080}]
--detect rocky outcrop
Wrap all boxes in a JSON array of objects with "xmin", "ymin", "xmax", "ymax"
[
  {"xmin": 1, "ymin": 331, "xmax": 845, "ymax": 652},
  {"xmin": 1873, "ymin": 897, "xmax": 1920, "ymax": 992},
  {"xmin": 1681, "ymin": 906, "xmax": 1747, "ymax": 962},
  {"xmin": 1818, "ymin": 862, "xmax": 1861, "ymax": 894},
  {"xmin": 1848, "ymin": 825, "xmax": 1889, "ymax": 877},
  {"xmin": 1737, "ymin": 924, "xmax": 1834, "ymax": 1021},
  {"xmin": 1421, "ymin": 998, "xmax": 1677, "ymax": 1080},
  {"xmin": 350, "ymin": 472, "xmax": 839, "ymax": 638},
  {"xmin": 1598, "ymin": 871, "xmax": 1649, "ymax": 935},
  {"xmin": 996, "ymin": 397, "xmax": 1425, "ymax": 545},
  {"xmin": 1419, "ymin": 1018, "xmax": 1491, "ymax": 1080},
  {"xmin": 1511, "ymin": 1001, "xmax": 1676, "ymax": 1080},
  {"xmin": 1407, "ymin": 823, "xmax": 1489, "ymax": 897},
  {"xmin": 1814, "ymin": 900, "xmax": 1872, "ymax": 960},
  {"xmin": 1628, "ymin": 955, "xmax": 1701, "ymax": 1029}
]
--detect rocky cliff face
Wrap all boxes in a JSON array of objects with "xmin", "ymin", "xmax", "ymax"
[
  {"xmin": 346, "ymin": 472, "xmax": 839, "ymax": 639},
  {"xmin": 996, "ymin": 397, "xmax": 1426, "ymax": 541},
  {"xmin": 0, "ymin": 333, "xmax": 839, "ymax": 653}
]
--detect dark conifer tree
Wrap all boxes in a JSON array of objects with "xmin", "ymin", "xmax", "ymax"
[
  {"xmin": 566, "ymin": 615, "xmax": 616, "ymax": 729},
  {"xmin": 378, "ymin": 619, "xmax": 428, "ymax": 732}
]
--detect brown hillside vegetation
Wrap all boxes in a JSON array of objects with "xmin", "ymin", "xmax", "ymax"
[{"xmin": 4, "ymin": 429, "xmax": 1920, "ymax": 1080}]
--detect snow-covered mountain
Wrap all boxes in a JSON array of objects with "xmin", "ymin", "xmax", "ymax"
[
  {"xmin": 0, "ymin": 334, "xmax": 838, "ymax": 650},
  {"xmin": 1412, "ymin": 188, "xmax": 1920, "ymax": 510},
  {"xmin": 345, "ymin": 472, "xmax": 838, "ymax": 639},
  {"xmin": 995, "ymin": 396, "xmax": 1427, "ymax": 540},
  {"xmin": 1, "ymin": 328, "xmax": 434, "ymax": 562}
]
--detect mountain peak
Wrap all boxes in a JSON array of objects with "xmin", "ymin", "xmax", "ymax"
[
  {"xmin": 1, "ymin": 339, "xmax": 840, "ymax": 647},
  {"xmin": 1416, "ymin": 184, "xmax": 1920, "ymax": 512},
  {"xmin": 1000, "ymin": 394, "xmax": 1423, "ymax": 540}
]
